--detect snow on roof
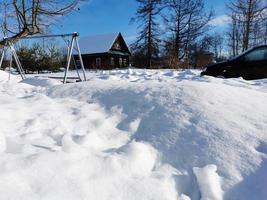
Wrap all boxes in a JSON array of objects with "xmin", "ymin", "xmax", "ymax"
[{"xmin": 78, "ymin": 33, "xmax": 119, "ymax": 54}]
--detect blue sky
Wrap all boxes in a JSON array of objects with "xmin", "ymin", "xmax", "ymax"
[{"xmin": 54, "ymin": 0, "xmax": 229, "ymax": 45}]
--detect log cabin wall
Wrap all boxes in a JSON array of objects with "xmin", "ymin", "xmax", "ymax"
[
  {"xmin": 75, "ymin": 33, "xmax": 131, "ymax": 70},
  {"xmin": 75, "ymin": 54, "xmax": 130, "ymax": 70}
]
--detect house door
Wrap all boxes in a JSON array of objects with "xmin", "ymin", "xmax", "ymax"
[{"xmin": 119, "ymin": 57, "xmax": 123, "ymax": 68}]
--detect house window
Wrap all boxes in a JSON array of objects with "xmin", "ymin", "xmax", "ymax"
[
  {"xmin": 114, "ymin": 42, "xmax": 120, "ymax": 50},
  {"xmin": 123, "ymin": 58, "xmax": 127, "ymax": 67},
  {"xmin": 110, "ymin": 57, "xmax": 115, "ymax": 67},
  {"xmin": 119, "ymin": 58, "xmax": 123, "ymax": 67},
  {"xmin": 96, "ymin": 58, "xmax": 101, "ymax": 67},
  {"xmin": 244, "ymin": 47, "xmax": 267, "ymax": 62}
]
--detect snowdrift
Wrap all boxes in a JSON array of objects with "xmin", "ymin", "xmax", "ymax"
[{"xmin": 0, "ymin": 69, "xmax": 266, "ymax": 200}]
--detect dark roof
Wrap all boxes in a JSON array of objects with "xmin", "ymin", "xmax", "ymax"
[{"xmin": 78, "ymin": 32, "xmax": 130, "ymax": 55}]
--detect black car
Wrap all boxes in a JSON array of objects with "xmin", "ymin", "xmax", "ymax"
[{"xmin": 201, "ymin": 45, "xmax": 267, "ymax": 80}]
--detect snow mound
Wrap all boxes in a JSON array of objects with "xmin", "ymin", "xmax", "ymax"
[
  {"xmin": 0, "ymin": 70, "xmax": 19, "ymax": 83},
  {"xmin": 20, "ymin": 77, "xmax": 61, "ymax": 87},
  {"xmin": 48, "ymin": 69, "xmax": 267, "ymax": 199},
  {"xmin": 193, "ymin": 165, "xmax": 223, "ymax": 200},
  {"xmin": 0, "ymin": 70, "xmax": 9, "ymax": 82},
  {"xmin": 0, "ymin": 71, "xmax": 179, "ymax": 199},
  {"xmin": 0, "ymin": 132, "xmax": 6, "ymax": 153},
  {"xmin": 0, "ymin": 143, "xmax": 178, "ymax": 200},
  {"xmin": 0, "ymin": 69, "xmax": 267, "ymax": 200}
]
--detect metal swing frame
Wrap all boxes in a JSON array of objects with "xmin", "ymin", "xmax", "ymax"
[
  {"xmin": 0, "ymin": 32, "xmax": 87, "ymax": 84},
  {"xmin": 0, "ymin": 42, "xmax": 26, "ymax": 80}
]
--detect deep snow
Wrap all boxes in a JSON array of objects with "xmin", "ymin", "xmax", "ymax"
[{"xmin": 0, "ymin": 69, "xmax": 266, "ymax": 200}]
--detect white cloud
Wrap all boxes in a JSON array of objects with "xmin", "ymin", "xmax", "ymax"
[{"xmin": 209, "ymin": 15, "xmax": 231, "ymax": 26}]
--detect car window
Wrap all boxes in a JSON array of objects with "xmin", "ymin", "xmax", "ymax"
[{"xmin": 244, "ymin": 47, "xmax": 267, "ymax": 62}]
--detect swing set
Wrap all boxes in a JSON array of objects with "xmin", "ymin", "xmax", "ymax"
[{"xmin": 0, "ymin": 32, "xmax": 87, "ymax": 83}]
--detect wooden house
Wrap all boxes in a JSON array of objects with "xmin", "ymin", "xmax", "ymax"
[{"xmin": 75, "ymin": 33, "xmax": 131, "ymax": 70}]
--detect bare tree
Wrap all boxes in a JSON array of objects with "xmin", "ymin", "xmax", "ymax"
[
  {"xmin": 259, "ymin": 10, "xmax": 267, "ymax": 44},
  {"xmin": 163, "ymin": 0, "xmax": 213, "ymax": 64},
  {"xmin": 227, "ymin": 0, "xmax": 267, "ymax": 53},
  {"xmin": 131, "ymin": 0, "xmax": 162, "ymax": 69},
  {"xmin": 0, "ymin": 0, "xmax": 82, "ymax": 48},
  {"xmin": 227, "ymin": 14, "xmax": 243, "ymax": 56},
  {"xmin": 209, "ymin": 33, "xmax": 225, "ymax": 61}
]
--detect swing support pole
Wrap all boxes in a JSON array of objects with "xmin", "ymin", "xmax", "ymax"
[
  {"xmin": 10, "ymin": 44, "xmax": 26, "ymax": 80},
  {"xmin": 63, "ymin": 36, "xmax": 75, "ymax": 84},
  {"xmin": 74, "ymin": 36, "xmax": 87, "ymax": 82},
  {"xmin": 0, "ymin": 44, "xmax": 26, "ymax": 80},
  {"xmin": 62, "ymin": 32, "xmax": 87, "ymax": 83},
  {"xmin": 0, "ymin": 48, "xmax": 5, "ymax": 68},
  {"xmin": 62, "ymin": 33, "xmax": 87, "ymax": 83},
  {"xmin": 3, "ymin": 32, "xmax": 88, "ymax": 84}
]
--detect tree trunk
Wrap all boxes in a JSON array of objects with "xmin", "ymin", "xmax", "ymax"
[
  {"xmin": 147, "ymin": 10, "xmax": 152, "ymax": 69},
  {"xmin": 0, "ymin": 28, "xmax": 31, "ymax": 49},
  {"xmin": 242, "ymin": 0, "xmax": 253, "ymax": 51},
  {"xmin": 175, "ymin": 3, "xmax": 181, "ymax": 60}
]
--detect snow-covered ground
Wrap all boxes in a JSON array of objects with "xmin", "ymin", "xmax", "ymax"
[{"xmin": 0, "ymin": 69, "xmax": 266, "ymax": 200}]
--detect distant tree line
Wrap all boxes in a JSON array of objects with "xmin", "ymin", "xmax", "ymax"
[
  {"xmin": 17, "ymin": 43, "xmax": 66, "ymax": 73},
  {"xmin": 227, "ymin": 0, "xmax": 267, "ymax": 56},
  {"xmin": 0, "ymin": 42, "xmax": 66, "ymax": 73},
  {"xmin": 131, "ymin": 0, "xmax": 267, "ymax": 69}
]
